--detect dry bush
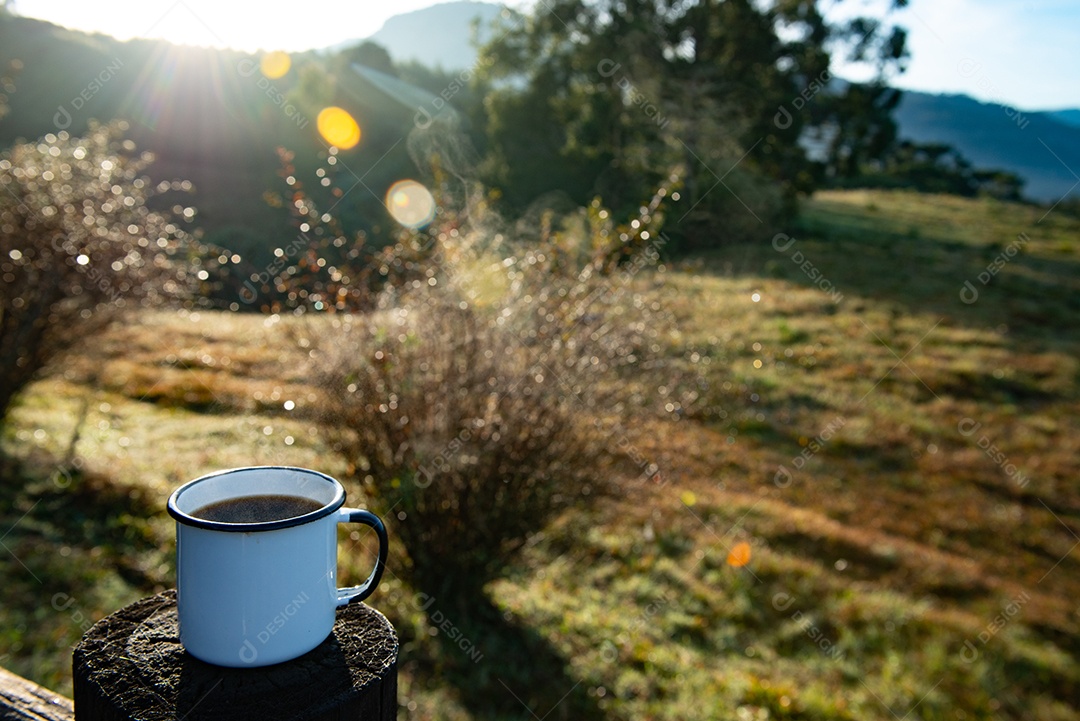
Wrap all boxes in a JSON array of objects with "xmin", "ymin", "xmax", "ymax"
[
  {"xmin": 0, "ymin": 121, "xmax": 207, "ymax": 426},
  {"xmin": 314, "ymin": 293, "xmax": 595, "ymax": 590},
  {"xmin": 270, "ymin": 144, "xmax": 701, "ymax": 590},
  {"xmin": 305, "ymin": 209, "xmax": 694, "ymax": 592}
]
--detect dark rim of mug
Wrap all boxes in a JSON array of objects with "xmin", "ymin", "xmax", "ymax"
[{"xmin": 167, "ymin": 466, "xmax": 346, "ymax": 532}]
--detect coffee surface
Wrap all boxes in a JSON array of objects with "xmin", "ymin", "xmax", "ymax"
[{"xmin": 193, "ymin": 494, "xmax": 323, "ymax": 523}]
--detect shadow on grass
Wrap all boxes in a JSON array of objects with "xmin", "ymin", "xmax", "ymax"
[
  {"xmin": 0, "ymin": 451, "xmax": 166, "ymax": 596},
  {"xmin": 417, "ymin": 581, "xmax": 604, "ymax": 721},
  {"xmin": 688, "ymin": 207, "xmax": 1080, "ymax": 356},
  {"xmin": 0, "ymin": 450, "xmax": 168, "ymax": 691}
]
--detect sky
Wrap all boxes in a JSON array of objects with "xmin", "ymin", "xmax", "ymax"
[
  {"xmin": 8, "ymin": 0, "xmax": 1080, "ymax": 111},
  {"xmin": 870, "ymin": 0, "xmax": 1080, "ymax": 111}
]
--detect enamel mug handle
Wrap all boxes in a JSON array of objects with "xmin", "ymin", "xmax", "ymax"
[{"xmin": 335, "ymin": 508, "xmax": 388, "ymax": 606}]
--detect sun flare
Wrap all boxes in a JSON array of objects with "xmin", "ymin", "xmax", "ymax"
[
  {"xmin": 260, "ymin": 51, "xmax": 291, "ymax": 79},
  {"xmin": 316, "ymin": 106, "xmax": 361, "ymax": 150}
]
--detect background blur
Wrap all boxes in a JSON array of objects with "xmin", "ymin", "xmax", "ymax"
[{"xmin": 1, "ymin": 1, "xmax": 1078, "ymax": 719}]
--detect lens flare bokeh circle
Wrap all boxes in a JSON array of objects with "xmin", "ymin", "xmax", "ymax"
[
  {"xmin": 316, "ymin": 107, "xmax": 361, "ymax": 149},
  {"xmin": 385, "ymin": 180, "xmax": 436, "ymax": 229},
  {"xmin": 260, "ymin": 51, "xmax": 291, "ymax": 79}
]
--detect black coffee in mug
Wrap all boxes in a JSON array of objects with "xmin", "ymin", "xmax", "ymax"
[{"xmin": 193, "ymin": 494, "xmax": 324, "ymax": 523}]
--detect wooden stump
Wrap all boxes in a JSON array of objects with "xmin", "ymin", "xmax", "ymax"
[{"xmin": 72, "ymin": 591, "xmax": 397, "ymax": 721}]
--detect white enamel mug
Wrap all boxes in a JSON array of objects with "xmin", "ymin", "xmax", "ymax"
[{"xmin": 167, "ymin": 466, "xmax": 388, "ymax": 668}]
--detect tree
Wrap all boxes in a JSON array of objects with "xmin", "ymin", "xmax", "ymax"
[
  {"xmin": 849, "ymin": 140, "xmax": 1025, "ymax": 201},
  {"xmin": 477, "ymin": 0, "xmax": 909, "ymax": 241},
  {"xmin": 0, "ymin": 122, "xmax": 208, "ymax": 428},
  {"xmin": 336, "ymin": 41, "xmax": 397, "ymax": 77},
  {"xmin": 0, "ymin": 56, "xmax": 17, "ymax": 122}
]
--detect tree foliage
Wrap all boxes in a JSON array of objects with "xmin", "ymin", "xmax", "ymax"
[
  {"xmin": 841, "ymin": 140, "xmax": 1025, "ymax": 200},
  {"xmin": 335, "ymin": 40, "xmax": 398, "ymax": 77},
  {"xmin": 476, "ymin": 0, "xmax": 909, "ymax": 242}
]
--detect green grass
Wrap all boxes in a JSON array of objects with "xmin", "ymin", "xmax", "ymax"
[{"xmin": 1, "ymin": 190, "xmax": 1078, "ymax": 719}]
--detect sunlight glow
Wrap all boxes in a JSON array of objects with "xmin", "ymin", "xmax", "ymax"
[
  {"xmin": 260, "ymin": 51, "xmax": 291, "ymax": 79},
  {"xmin": 8, "ymin": 1, "xmax": 498, "ymax": 53},
  {"xmin": 9, "ymin": 1, "xmax": 1076, "ymax": 108},
  {"xmin": 316, "ymin": 107, "xmax": 361, "ymax": 149},
  {"xmin": 385, "ymin": 180, "xmax": 436, "ymax": 229}
]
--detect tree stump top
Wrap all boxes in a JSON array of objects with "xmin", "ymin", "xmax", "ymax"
[{"xmin": 73, "ymin": 591, "xmax": 397, "ymax": 721}]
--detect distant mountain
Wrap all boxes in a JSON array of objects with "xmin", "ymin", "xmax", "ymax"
[
  {"xmin": 893, "ymin": 91, "xmax": 1080, "ymax": 202},
  {"xmin": 358, "ymin": 1, "xmax": 503, "ymax": 70},
  {"xmin": 1048, "ymin": 109, "xmax": 1080, "ymax": 129}
]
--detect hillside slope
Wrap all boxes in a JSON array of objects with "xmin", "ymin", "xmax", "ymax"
[
  {"xmin": 895, "ymin": 91, "xmax": 1080, "ymax": 202},
  {"xmin": 0, "ymin": 14, "xmax": 421, "ymax": 267}
]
